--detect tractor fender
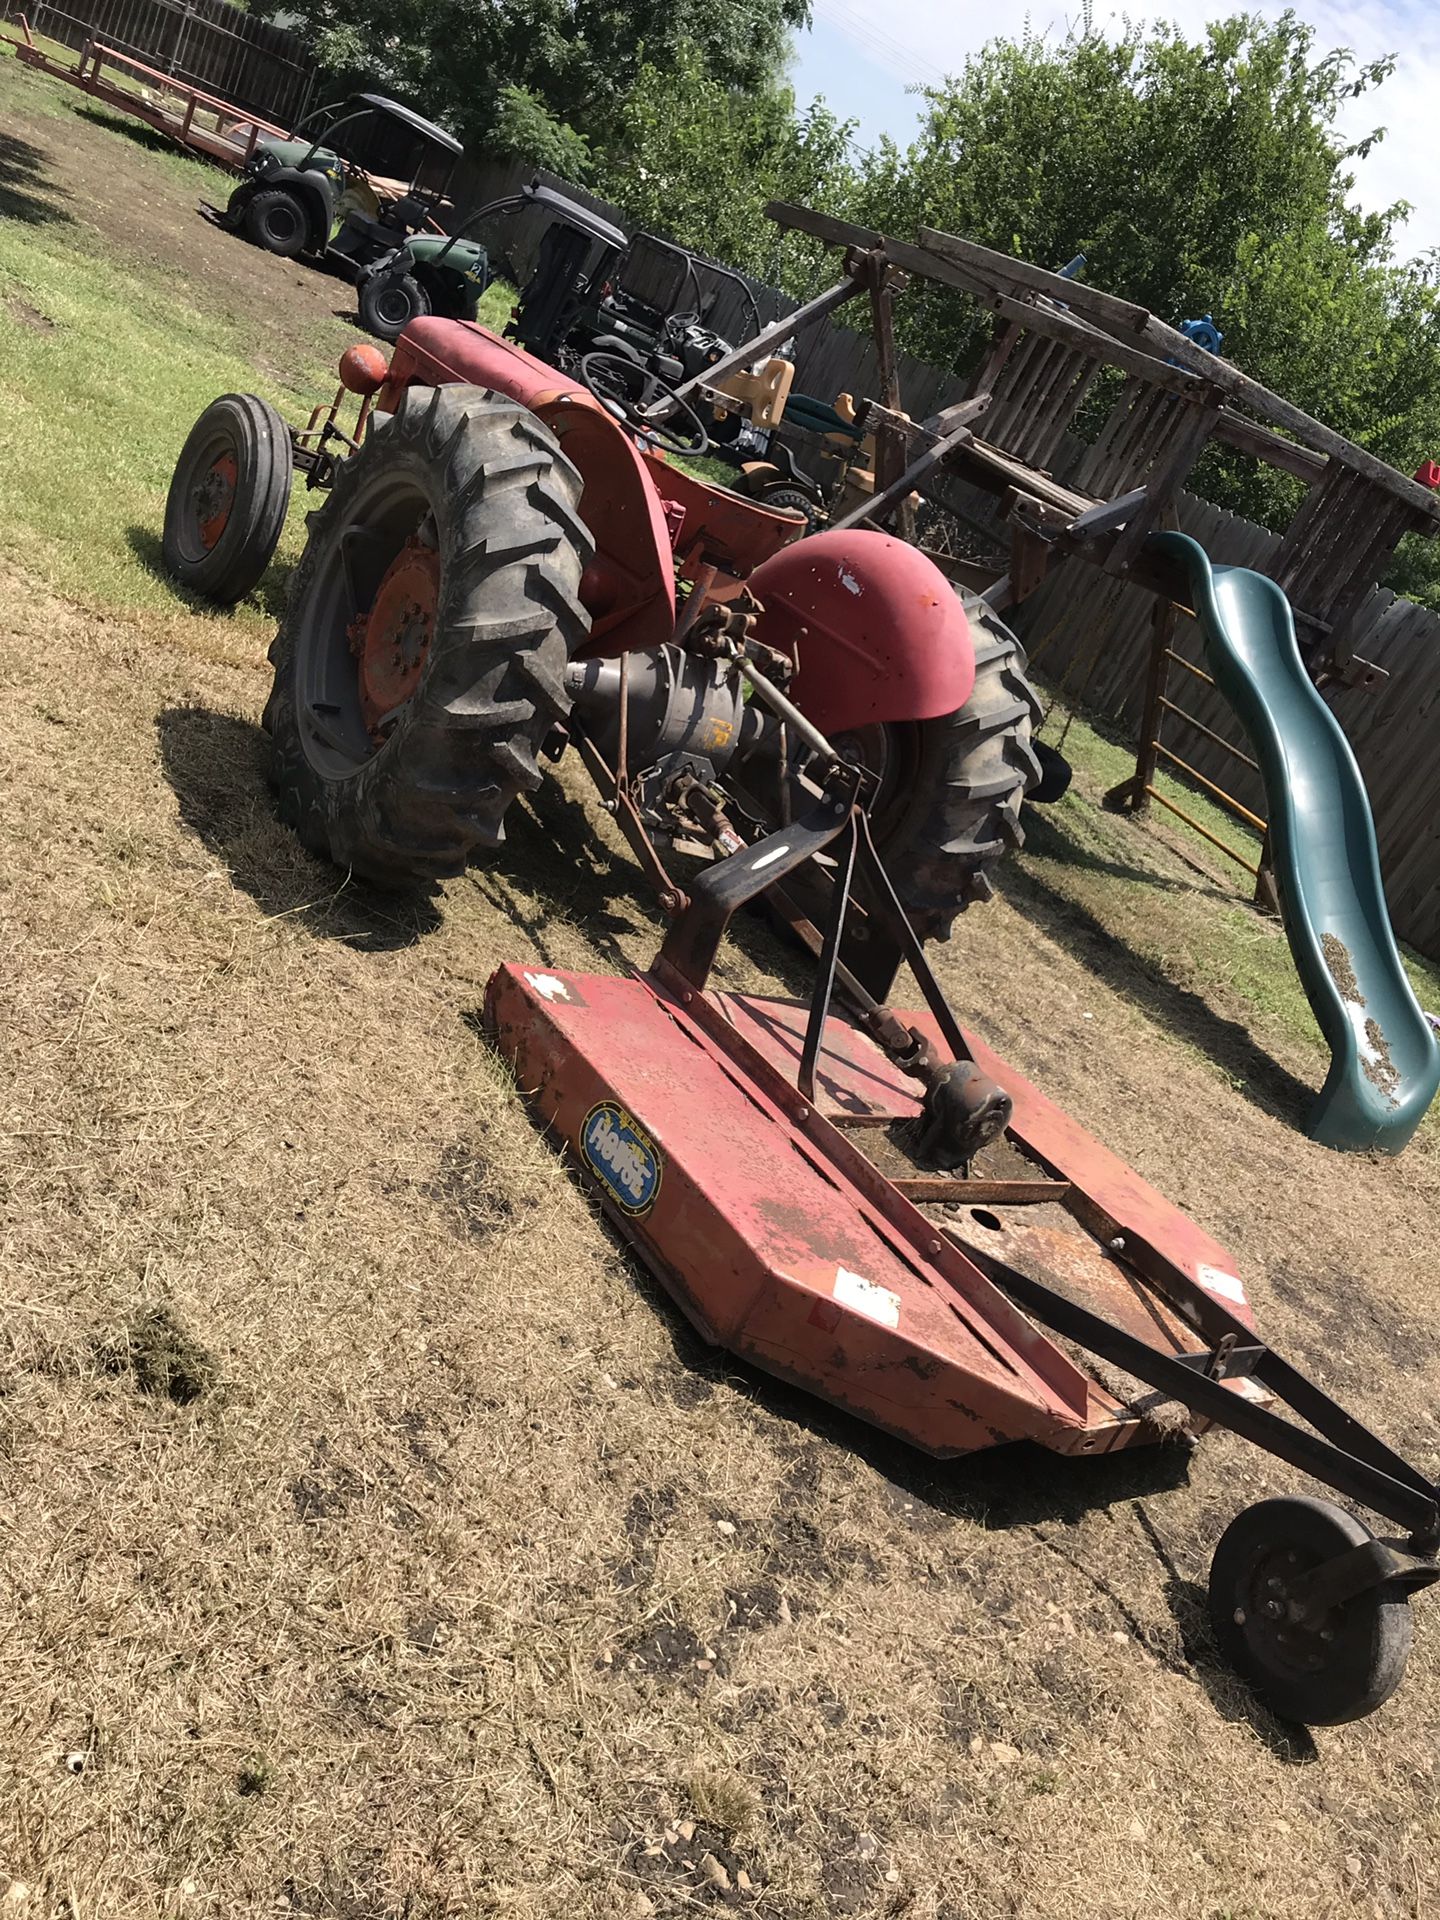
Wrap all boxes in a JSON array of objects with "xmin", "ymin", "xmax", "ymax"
[
  {"xmin": 265, "ymin": 166, "xmax": 337, "ymax": 249},
  {"xmin": 382, "ymin": 317, "xmax": 676, "ymax": 654},
  {"xmin": 746, "ymin": 529, "xmax": 975, "ymax": 736}
]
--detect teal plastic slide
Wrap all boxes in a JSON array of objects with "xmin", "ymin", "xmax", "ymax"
[{"xmin": 1149, "ymin": 531, "xmax": 1440, "ymax": 1153}]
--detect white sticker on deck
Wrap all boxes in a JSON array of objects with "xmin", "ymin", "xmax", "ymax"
[
  {"xmin": 1197, "ymin": 1263, "xmax": 1247, "ymax": 1307},
  {"xmin": 523, "ymin": 972, "xmax": 570, "ymax": 1002},
  {"xmin": 833, "ymin": 1266, "xmax": 901, "ymax": 1330}
]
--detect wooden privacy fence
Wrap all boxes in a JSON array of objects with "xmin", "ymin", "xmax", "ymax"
[
  {"xmin": 1009, "ymin": 490, "xmax": 1440, "ymax": 959},
  {"xmin": 20, "ymin": 0, "xmax": 316, "ymax": 125}
]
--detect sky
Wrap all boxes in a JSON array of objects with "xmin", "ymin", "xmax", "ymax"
[{"xmin": 789, "ymin": 0, "xmax": 1440, "ymax": 263}]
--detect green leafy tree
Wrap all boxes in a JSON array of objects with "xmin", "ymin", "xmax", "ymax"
[
  {"xmin": 266, "ymin": 0, "xmax": 812, "ymax": 155},
  {"xmin": 605, "ymin": 46, "xmax": 857, "ymax": 285},
  {"xmin": 489, "ymin": 83, "xmax": 593, "ymax": 180}
]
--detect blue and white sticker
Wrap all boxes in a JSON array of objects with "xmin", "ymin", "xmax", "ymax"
[{"xmin": 580, "ymin": 1101, "xmax": 662, "ymax": 1215}]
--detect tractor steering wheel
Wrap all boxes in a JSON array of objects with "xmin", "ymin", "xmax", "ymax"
[{"xmin": 579, "ymin": 352, "xmax": 710, "ymax": 458}]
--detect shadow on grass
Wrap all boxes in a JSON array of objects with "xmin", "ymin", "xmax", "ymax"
[
  {"xmin": 125, "ymin": 524, "xmax": 297, "ymax": 623},
  {"xmin": 155, "ymin": 706, "xmax": 441, "ymax": 951},
  {"xmin": 1023, "ymin": 803, "xmax": 1242, "ymax": 904},
  {"xmin": 997, "ymin": 854, "xmax": 1316, "ymax": 1129},
  {"xmin": 73, "ymin": 102, "xmax": 213, "ymax": 167},
  {"xmin": 1130, "ymin": 1501, "xmax": 1319, "ymax": 1762},
  {"xmin": 468, "ymin": 763, "xmax": 819, "ymax": 997},
  {"xmin": 465, "ymin": 783, "xmax": 652, "ymax": 980},
  {"xmin": 0, "ymin": 126, "xmax": 74, "ymax": 225}
]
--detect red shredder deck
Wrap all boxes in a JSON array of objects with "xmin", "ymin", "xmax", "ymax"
[{"xmin": 484, "ymin": 964, "xmax": 1255, "ymax": 1458}]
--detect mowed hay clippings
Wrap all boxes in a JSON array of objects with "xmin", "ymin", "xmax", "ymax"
[{"xmin": 4, "ymin": 559, "xmax": 1440, "ymax": 1919}]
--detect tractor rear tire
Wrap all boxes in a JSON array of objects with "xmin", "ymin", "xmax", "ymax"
[
  {"xmin": 245, "ymin": 188, "xmax": 309, "ymax": 258},
  {"xmin": 359, "ymin": 268, "xmax": 430, "ymax": 342},
  {"xmin": 162, "ymin": 392, "xmax": 293, "ymax": 605},
  {"xmin": 263, "ymin": 383, "xmax": 592, "ymax": 885},
  {"xmin": 860, "ymin": 598, "xmax": 1043, "ymax": 936}
]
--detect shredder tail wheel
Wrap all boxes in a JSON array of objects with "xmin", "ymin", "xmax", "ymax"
[
  {"xmin": 263, "ymin": 383, "xmax": 593, "ymax": 885},
  {"xmin": 1209, "ymin": 1496, "xmax": 1412, "ymax": 1724},
  {"xmin": 163, "ymin": 393, "xmax": 293, "ymax": 605}
]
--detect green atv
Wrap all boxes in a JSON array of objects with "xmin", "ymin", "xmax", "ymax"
[{"xmin": 217, "ymin": 92, "xmax": 462, "ymax": 279}]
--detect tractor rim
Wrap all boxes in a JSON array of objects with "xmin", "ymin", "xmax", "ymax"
[
  {"xmin": 294, "ymin": 466, "xmax": 438, "ymax": 777},
  {"xmin": 172, "ymin": 423, "xmax": 243, "ymax": 567},
  {"xmin": 352, "ymin": 536, "xmax": 439, "ymax": 732},
  {"xmin": 194, "ymin": 451, "xmax": 239, "ymax": 552}
]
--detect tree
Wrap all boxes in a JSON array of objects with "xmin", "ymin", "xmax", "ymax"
[
  {"xmin": 488, "ymin": 83, "xmax": 592, "ymax": 181},
  {"xmin": 605, "ymin": 47, "xmax": 857, "ymax": 286},
  {"xmin": 265, "ymin": 0, "xmax": 813, "ymax": 157}
]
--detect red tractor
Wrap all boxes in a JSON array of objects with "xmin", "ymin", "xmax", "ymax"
[
  {"xmin": 163, "ymin": 317, "xmax": 1043, "ymax": 952},
  {"xmin": 162, "ymin": 313, "xmax": 1440, "ymax": 1728}
]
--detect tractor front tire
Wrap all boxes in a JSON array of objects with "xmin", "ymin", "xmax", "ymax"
[
  {"xmin": 162, "ymin": 392, "xmax": 293, "ymax": 605},
  {"xmin": 359, "ymin": 268, "xmax": 431, "ymax": 342},
  {"xmin": 245, "ymin": 188, "xmax": 309, "ymax": 257},
  {"xmin": 857, "ymin": 598, "xmax": 1043, "ymax": 936},
  {"xmin": 263, "ymin": 383, "xmax": 592, "ymax": 885}
]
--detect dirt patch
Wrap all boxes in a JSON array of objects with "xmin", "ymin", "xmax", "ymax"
[
  {"xmin": 6, "ymin": 293, "xmax": 54, "ymax": 330},
  {"xmin": 425, "ymin": 1141, "xmax": 518, "ymax": 1238},
  {"xmin": 613, "ymin": 1617, "xmax": 725, "ymax": 1685},
  {"xmin": 621, "ymin": 1814, "xmax": 770, "ymax": 1912},
  {"xmin": 612, "ymin": 1483, "xmax": 679, "ymax": 1590},
  {"xmin": 723, "ymin": 1579, "xmax": 791, "ymax": 1631},
  {"xmin": 289, "ymin": 1436, "xmax": 367, "ymax": 1524}
]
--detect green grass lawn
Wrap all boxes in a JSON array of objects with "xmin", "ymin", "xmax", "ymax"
[
  {"xmin": 0, "ymin": 230, "xmax": 315, "ymax": 628},
  {"xmin": 0, "ymin": 48, "xmax": 514, "ymax": 644}
]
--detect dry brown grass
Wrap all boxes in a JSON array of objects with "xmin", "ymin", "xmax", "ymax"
[
  {"xmin": 3, "ymin": 558, "xmax": 1440, "ymax": 1920},
  {"xmin": 6, "ymin": 54, "xmax": 1440, "ymax": 1916}
]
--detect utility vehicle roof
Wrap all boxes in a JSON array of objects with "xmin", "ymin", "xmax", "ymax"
[
  {"xmin": 525, "ymin": 182, "xmax": 628, "ymax": 250},
  {"xmin": 348, "ymin": 93, "xmax": 462, "ymax": 155}
]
